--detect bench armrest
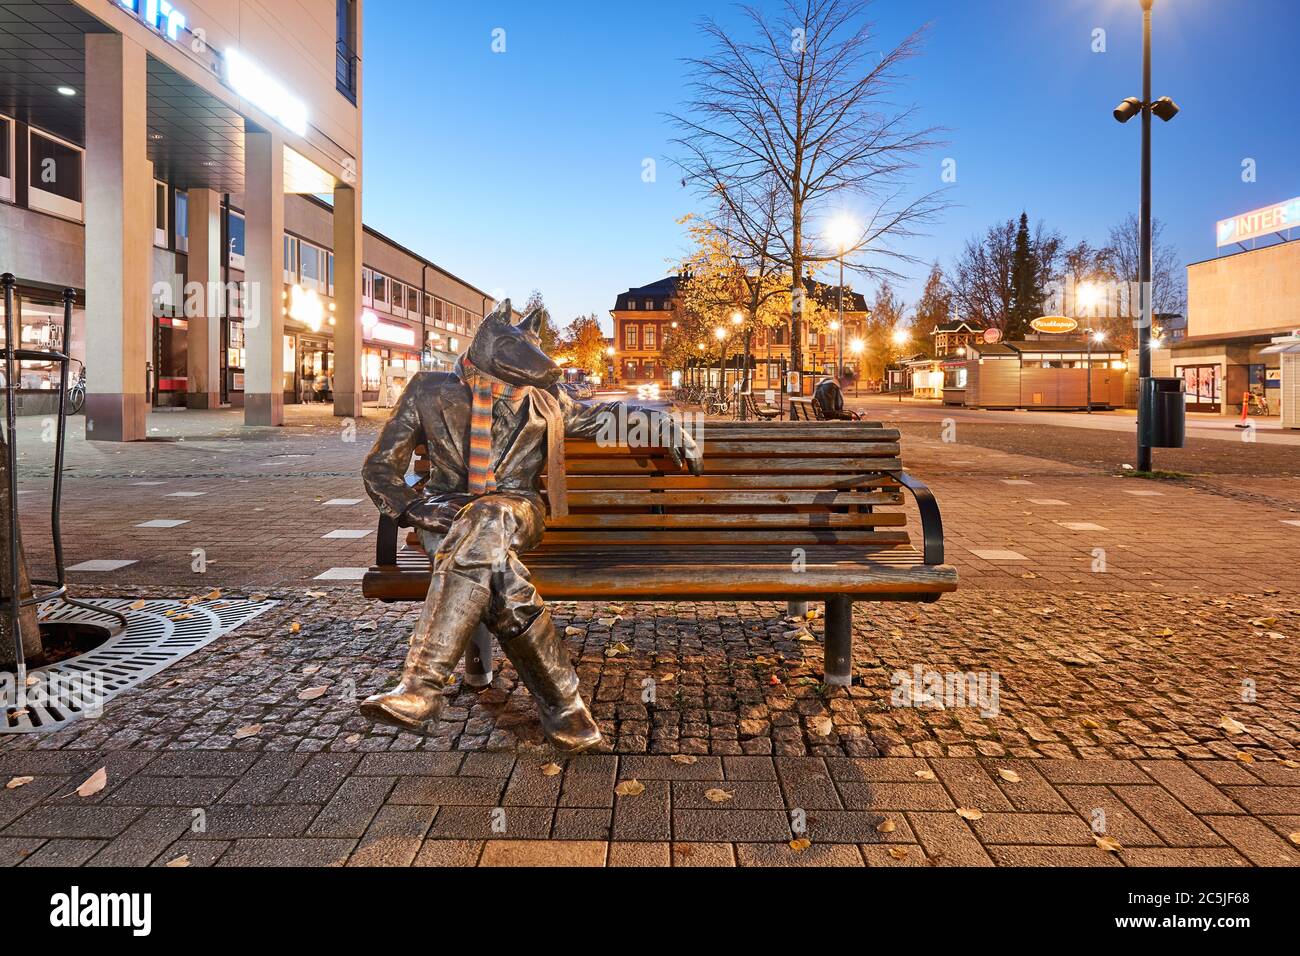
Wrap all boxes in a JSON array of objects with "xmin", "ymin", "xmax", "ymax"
[
  {"xmin": 376, "ymin": 513, "xmax": 400, "ymax": 566},
  {"xmin": 896, "ymin": 471, "xmax": 945, "ymax": 565}
]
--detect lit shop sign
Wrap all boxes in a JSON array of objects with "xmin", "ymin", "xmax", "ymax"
[
  {"xmin": 117, "ymin": 0, "xmax": 186, "ymax": 41},
  {"xmin": 1216, "ymin": 197, "xmax": 1300, "ymax": 247},
  {"xmin": 1030, "ymin": 316, "xmax": 1079, "ymax": 334},
  {"xmin": 225, "ymin": 49, "xmax": 309, "ymax": 137},
  {"xmin": 362, "ymin": 311, "xmax": 417, "ymax": 347}
]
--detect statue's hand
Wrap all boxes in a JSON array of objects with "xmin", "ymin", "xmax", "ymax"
[
  {"xmin": 664, "ymin": 417, "xmax": 703, "ymax": 477},
  {"xmin": 403, "ymin": 497, "xmax": 472, "ymax": 534}
]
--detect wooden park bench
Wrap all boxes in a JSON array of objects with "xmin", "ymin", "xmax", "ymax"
[
  {"xmin": 362, "ymin": 420, "xmax": 956, "ymax": 687},
  {"xmin": 741, "ymin": 394, "xmax": 782, "ymax": 421},
  {"xmin": 788, "ymin": 395, "xmax": 863, "ymax": 422}
]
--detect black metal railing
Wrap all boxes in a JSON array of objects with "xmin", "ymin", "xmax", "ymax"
[{"xmin": 336, "ymin": 39, "xmax": 358, "ymax": 101}]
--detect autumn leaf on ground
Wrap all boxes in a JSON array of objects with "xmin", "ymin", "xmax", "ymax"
[
  {"xmin": 1288, "ymin": 832, "xmax": 1300, "ymax": 847},
  {"xmin": 289, "ymin": 622, "xmax": 301, "ymax": 634},
  {"xmin": 605, "ymin": 642, "xmax": 630, "ymax": 658},
  {"xmin": 1095, "ymin": 835, "xmax": 1123, "ymax": 854},
  {"xmin": 1153, "ymin": 627, "xmax": 1174, "ymax": 637},
  {"xmin": 914, "ymin": 769, "xmax": 936, "ymax": 781},
  {"xmin": 670, "ymin": 754, "xmax": 697, "ymax": 765},
  {"xmin": 204, "ymin": 590, "xmax": 222, "ymax": 601},
  {"xmin": 76, "ymin": 767, "xmax": 107, "ymax": 798},
  {"xmin": 233, "ymin": 723, "xmax": 263, "ymax": 740},
  {"xmin": 6, "ymin": 776, "xmax": 34, "ymax": 790},
  {"xmin": 704, "ymin": 788, "xmax": 734, "ymax": 803},
  {"xmin": 660, "ymin": 673, "xmax": 675, "ymax": 682},
  {"xmin": 956, "ymin": 807, "xmax": 983, "ymax": 821},
  {"xmin": 1281, "ymin": 760, "xmax": 1300, "ymax": 770},
  {"xmin": 297, "ymin": 686, "xmax": 328, "ymax": 701},
  {"xmin": 540, "ymin": 762, "xmax": 562, "ymax": 777},
  {"xmin": 304, "ymin": 590, "xmax": 326, "ymax": 599},
  {"xmin": 1080, "ymin": 717, "xmax": 1103, "ymax": 730},
  {"xmin": 614, "ymin": 779, "xmax": 645, "ymax": 798},
  {"xmin": 345, "ymin": 734, "xmax": 362, "ymax": 745},
  {"xmin": 597, "ymin": 617, "xmax": 621, "ymax": 627},
  {"xmin": 810, "ymin": 716, "xmax": 834, "ymax": 737},
  {"xmin": 789, "ymin": 838, "xmax": 811, "ymax": 852},
  {"xmin": 354, "ymin": 621, "xmax": 377, "ymax": 631},
  {"xmin": 250, "ymin": 594, "xmax": 268, "ymax": 602},
  {"xmin": 129, "ymin": 600, "xmax": 148, "ymax": 611},
  {"xmin": 876, "ymin": 818, "xmax": 896, "ymax": 834},
  {"xmin": 1218, "ymin": 716, "xmax": 1246, "ymax": 735},
  {"xmin": 888, "ymin": 847, "xmax": 909, "ymax": 860},
  {"xmin": 1250, "ymin": 617, "xmax": 1278, "ymax": 628},
  {"xmin": 563, "ymin": 625, "xmax": 583, "ymax": 636},
  {"xmin": 302, "ymin": 665, "xmax": 322, "ymax": 676},
  {"xmin": 1234, "ymin": 751, "xmax": 1256, "ymax": 763},
  {"xmin": 165, "ymin": 854, "xmax": 191, "ymax": 868},
  {"xmin": 997, "ymin": 769, "xmax": 1021, "ymax": 783}
]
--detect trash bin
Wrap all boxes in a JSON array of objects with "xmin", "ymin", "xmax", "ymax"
[{"xmin": 1139, "ymin": 376, "xmax": 1186, "ymax": 448}]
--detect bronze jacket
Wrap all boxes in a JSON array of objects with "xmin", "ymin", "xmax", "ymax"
[{"xmin": 362, "ymin": 371, "xmax": 657, "ymax": 525}]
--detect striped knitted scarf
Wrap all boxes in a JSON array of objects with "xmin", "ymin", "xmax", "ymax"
[{"xmin": 454, "ymin": 355, "xmax": 568, "ymax": 517}]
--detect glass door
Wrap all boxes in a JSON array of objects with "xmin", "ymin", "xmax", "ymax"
[{"xmin": 1177, "ymin": 364, "xmax": 1221, "ymax": 413}]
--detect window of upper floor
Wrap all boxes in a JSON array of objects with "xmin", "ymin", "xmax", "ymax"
[
  {"xmin": 336, "ymin": 0, "xmax": 359, "ymax": 102},
  {"xmin": 27, "ymin": 128, "xmax": 83, "ymax": 222},
  {"xmin": 0, "ymin": 114, "xmax": 12, "ymax": 203}
]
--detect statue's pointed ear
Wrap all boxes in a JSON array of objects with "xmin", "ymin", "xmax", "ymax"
[
  {"xmin": 517, "ymin": 307, "xmax": 547, "ymax": 336},
  {"xmin": 486, "ymin": 298, "xmax": 512, "ymax": 323}
]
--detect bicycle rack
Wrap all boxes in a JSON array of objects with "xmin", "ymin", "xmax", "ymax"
[{"xmin": 2, "ymin": 272, "xmax": 127, "ymax": 697}]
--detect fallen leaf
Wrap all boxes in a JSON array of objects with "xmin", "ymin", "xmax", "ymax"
[
  {"xmin": 1281, "ymin": 760, "xmax": 1299, "ymax": 770},
  {"xmin": 956, "ymin": 807, "xmax": 983, "ymax": 821},
  {"xmin": 6, "ymin": 776, "xmax": 34, "ymax": 790},
  {"xmin": 888, "ymin": 846, "xmax": 909, "ymax": 860},
  {"xmin": 997, "ymin": 769, "xmax": 1021, "ymax": 783},
  {"xmin": 289, "ymin": 621, "xmax": 301, "ymax": 634},
  {"xmin": 354, "ymin": 621, "xmax": 378, "ymax": 631},
  {"xmin": 1218, "ymin": 716, "xmax": 1247, "ymax": 735},
  {"xmin": 297, "ymin": 686, "xmax": 328, "ymax": 701},
  {"xmin": 1095, "ymin": 835, "xmax": 1123, "ymax": 854},
  {"xmin": 302, "ymin": 665, "xmax": 322, "ymax": 675},
  {"xmin": 597, "ymin": 617, "xmax": 621, "ymax": 627},
  {"xmin": 250, "ymin": 593, "xmax": 269, "ymax": 602},
  {"xmin": 1154, "ymin": 628, "xmax": 1174, "ymax": 637},
  {"xmin": 605, "ymin": 642, "xmax": 631, "ymax": 658},
  {"xmin": 670, "ymin": 754, "xmax": 698, "ymax": 765},
  {"xmin": 876, "ymin": 818, "xmax": 896, "ymax": 834},
  {"xmin": 345, "ymin": 734, "xmax": 362, "ymax": 745},
  {"xmin": 1288, "ymin": 833, "xmax": 1300, "ymax": 847},
  {"xmin": 660, "ymin": 673, "xmax": 676, "ymax": 682},
  {"xmin": 540, "ymin": 762, "xmax": 562, "ymax": 777},
  {"xmin": 1080, "ymin": 717, "xmax": 1103, "ymax": 730},
  {"xmin": 204, "ymin": 590, "xmax": 222, "ymax": 601},
  {"xmin": 304, "ymin": 590, "xmax": 327, "ymax": 599},
  {"xmin": 233, "ymin": 724, "xmax": 263, "ymax": 739},
  {"xmin": 129, "ymin": 600, "xmax": 148, "ymax": 610},
  {"xmin": 1234, "ymin": 751, "xmax": 1255, "ymax": 764},
  {"xmin": 76, "ymin": 767, "xmax": 107, "ymax": 798},
  {"xmin": 914, "ymin": 769, "xmax": 936, "ymax": 781},
  {"xmin": 810, "ymin": 715, "xmax": 834, "ymax": 737},
  {"xmin": 614, "ymin": 779, "xmax": 645, "ymax": 798},
  {"xmin": 564, "ymin": 626, "xmax": 584, "ymax": 637},
  {"xmin": 1264, "ymin": 631, "xmax": 1287, "ymax": 641},
  {"xmin": 704, "ymin": 788, "xmax": 734, "ymax": 804},
  {"xmin": 789, "ymin": 838, "xmax": 811, "ymax": 852},
  {"xmin": 164, "ymin": 854, "xmax": 191, "ymax": 868},
  {"xmin": 1250, "ymin": 617, "xmax": 1278, "ymax": 628}
]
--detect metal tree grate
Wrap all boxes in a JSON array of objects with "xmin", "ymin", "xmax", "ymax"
[{"xmin": 2, "ymin": 597, "xmax": 275, "ymax": 734}]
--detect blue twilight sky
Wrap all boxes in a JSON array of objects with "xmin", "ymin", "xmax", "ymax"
[{"xmin": 360, "ymin": 0, "xmax": 1300, "ymax": 333}]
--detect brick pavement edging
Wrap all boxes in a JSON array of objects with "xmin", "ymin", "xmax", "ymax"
[{"xmin": 1, "ymin": 750, "xmax": 1296, "ymax": 867}]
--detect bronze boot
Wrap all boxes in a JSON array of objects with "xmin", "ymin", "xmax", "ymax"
[
  {"xmin": 503, "ymin": 607, "xmax": 603, "ymax": 753},
  {"xmin": 359, "ymin": 570, "xmax": 490, "ymax": 734}
]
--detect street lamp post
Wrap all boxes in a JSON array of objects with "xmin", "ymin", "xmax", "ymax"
[{"xmin": 1114, "ymin": 0, "xmax": 1179, "ymax": 471}]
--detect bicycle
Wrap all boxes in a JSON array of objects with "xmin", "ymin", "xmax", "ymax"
[{"xmin": 67, "ymin": 359, "xmax": 86, "ymax": 415}]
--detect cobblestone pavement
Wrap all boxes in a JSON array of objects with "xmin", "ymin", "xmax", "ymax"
[{"xmin": 2, "ymin": 405, "xmax": 1298, "ymax": 866}]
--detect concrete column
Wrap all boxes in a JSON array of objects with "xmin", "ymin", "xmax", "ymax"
[
  {"xmin": 332, "ymin": 183, "xmax": 363, "ymax": 418},
  {"xmin": 185, "ymin": 188, "xmax": 222, "ymax": 409},
  {"xmin": 83, "ymin": 33, "xmax": 151, "ymax": 442},
  {"xmin": 243, "ymin": 126, "xmax": 284, "ymax": 427}
]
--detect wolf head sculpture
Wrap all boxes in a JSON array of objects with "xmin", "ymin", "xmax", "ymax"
[{"xmin": 466, "ymin": 299, "xmax": 561, "ymax": 389}]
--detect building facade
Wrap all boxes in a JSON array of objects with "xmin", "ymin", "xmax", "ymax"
[
  {"xmin": 610, "ymin": 275, "xmax": 870, "ymax": 389},
  {"xmin": 1164, "ymin": 208, "xmax": 1299, "ymax": 416},
  {"xmin": 0, "ymin": 1, "xmax": 487, "ymax": 434}
]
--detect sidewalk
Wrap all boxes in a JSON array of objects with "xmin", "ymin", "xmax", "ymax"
[{"xmin": 2, "ymin": 404, "xmax": 1297, "ymax": 867}]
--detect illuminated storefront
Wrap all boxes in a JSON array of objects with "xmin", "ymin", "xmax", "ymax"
[{"xmin": 943, "ymin": 340, "xmax": 1127, "ymax": 409}]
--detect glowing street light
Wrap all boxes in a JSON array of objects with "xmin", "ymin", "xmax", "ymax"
[{"xmin": 826, "ymin": 215, "xmax": 857, "ymax": 381}]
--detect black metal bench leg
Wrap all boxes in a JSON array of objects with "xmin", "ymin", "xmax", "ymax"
[
  {"xmin": 463, "ymin": 624, "xmax": 494, "ymax": 688},
  {"xmin": 824, "ymin": 596, "xmax": 853, "ymax": 687},
  {"xmin": 787, "ymin": 600, "xmax": 808, "ymax": 619}
]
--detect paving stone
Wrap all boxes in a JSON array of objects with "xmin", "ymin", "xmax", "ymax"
[
  {"xmin": 412, "ymin": 839, "xmax": 483, "ymax": 866},
  {"xmin": 1220, "ymin": 786, "xmax": 1300, "ymax": 816},
  {"xmin": 775, "ymin": 757, "xmax": 841, "ymax": 810},
  {"xmin": 347, "ymin": 806, "xmax": 437, "ymax": 866},
  {"xmin": 1119, "ymin": 847, "xmax": 1251, "ymax": 867},
  {"xmin": 722, "ymin": 756, "xmax": 778, "ymax": 780},
  {"xmin": 1036, "ymin": 760, "xmax": 1154, "ymax": 785},
  {"xmin": 1112, "ymin": 786, "xmax": 1225, "ymax": 847},
  {"xmin": 968, "ymin": 812, "xmax": 1096, "ymax": 845},
  {"xmin": 736, "ymin": 842, "xmax": 864, "ymax": 867},
  {"xmin": 0, "ymin": 837, "xmax": 46, "ymax": 867},
  {"xmin": 138, "ymin": 751, "xmax": 259, "ymax": 777},
  {"xmin": 838, "ymin": 782, "xmax": 954, "ymax": 812},
  {"xmin": 608, "ymin": 841, "xmax": 670, "ymax": 867},
  {"xmin": 988, "ymin": 760, "xmax": 1072, "ymax": 812},
  {"xmin": 1188, "ymin": 761, "xmax": 1263, "ymax": 787},
  {"xmin": 218, "ymin": 838, "xmax": 354, "ymax": 867},
  {"xmin": 1136, "ymin": 761, "xmax": 1245, "ymax": 814},
  {"xmin": 672, "ymin": 809, "xmax": 793, "ymax": 843},
  {"xmin": 3, "ymin": 805, "xmax": 143, "ymax": 839},
  {"xmin": 905, "ymin": 812, "xmax": 994, "ymax": 866},
  {"xmin": 18, "ymin": 839, "xmax": 106, "ymax": 867},
  {"xmin": 479, "ymin": 840, "xmax": 605, "ymax": 866},
  {"xmin": 671, "ymin": 780, "xmax": 786, "ymax": 810},
  {"xmin": 1202, "ymin": 815, "xmax": 1300, "ymax": 867},
  {"xmin": 355, "ymin": 752, "xmax": 465, "ymax": 776},
  {"xmin": 930, "ymin": 758, "xmax": 1015, "ymax": 811},
  {"xmin": 619, "ymin": 755, "xmax": 725, "ymax": 780},
  {"xmin": 502, "ymin": 759, "xmax": 565, "ymax": 807},
  {"xmin": 1056, "ymin": 785, "xmax": 1163, "ymax": 846},
  {"xmin": 861, "ymin": 844, "xmax": 927, "ymax": 867},
  {"xmin": 427, "ymin": 805, "xmax": 553, "ymax": 840},
  {"xmin": 670, "ymin": 842, "xmax": 736, "ymax": 867},
  {"xmin": 986, "ymin": 845, "xmax": 1122, "ymax": 866},
  {"xmin": 388, "ymin": 776, "xmax": 505, "ymax": 806},
  {"xmin": 826, "ymin": 757, "xmax": 932, "ymax": 782},
  {"xmin": 551, "ymin": 808, "xmax": 612, "ymax": 841},
  {"xmin": 103, "ymin": 775, "xmax": 234, "ymax": 806},
  {"xmin": 307, "ymin": 776, "xmax": 394, "ymax": 837},
  {"xmin": 612, "ymin": 778, "xmax": 670, "ymax": 841},
  {"xmin": 185, "ymin": 805, "xmax": 320, "ymax": 840}
]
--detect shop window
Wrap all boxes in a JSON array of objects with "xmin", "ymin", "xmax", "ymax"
[
  {"xmin": 154, "ymin": 181, "xmax": 168, "ymax": 248},
  {"xmin": 174, "ymin": 190, "xmax": 188, "ymax": 253},
  {"xmin": 228, "ymin": 320, "xmax": 246, "ymax": 370},
  {"xmin": 300, "ymin": 242, "xmax": 325, "ymax": 293},
  {"xmin": 27, "ymin": 128, "xmax": 83, "ymax": 221},
  {"xmin": 283, "ymin": 235, "xmax": 300, "ymax": 283},
  {"xmin": 0, "ymin": 114, "xmax": 12, "ymax": 202},
  {"xmin": 227, "ymin": 212, "xmax": 246, "ymax": 269}
]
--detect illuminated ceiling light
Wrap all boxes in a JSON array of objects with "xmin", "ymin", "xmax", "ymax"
[
  {"xmin": 225, "ymin": 48, "xmax": 308, "ymax": 137},
  {"xmin": 57, "ymin": 86, "xmax": 77, "ymax": 96}
]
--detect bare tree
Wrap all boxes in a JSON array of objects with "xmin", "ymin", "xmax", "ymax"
[
  {"xmin": 1105, "ymin": 213, "xmax": 1186, "ymax": 317},
  {"xmin": 670, "ymin": 0, "xmax": 945, "ymax": 373},
  {"xmin": 950, "ymin": 216, "xmax": 1061, "ymax": 334}
]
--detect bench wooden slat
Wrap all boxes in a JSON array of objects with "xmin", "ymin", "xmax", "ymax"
[
  {"xmin": 553, "ymin": 474, "xmax": 900, "ymax": 490},
  {"xmin": 546, "ymin": 511, "xmax": 907, "ymax": 529},
  {"xmin": 560, "ymin": 491, "xmax": 901, "ymax": 507},
  {"xmin": 565, "ymin": 439, "xmax": 900, "ymax": 457}
]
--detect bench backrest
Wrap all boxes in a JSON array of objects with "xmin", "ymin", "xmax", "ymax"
[{"xmin": 410, "ymin": 420, "xmax": 910, "ymax": 551}]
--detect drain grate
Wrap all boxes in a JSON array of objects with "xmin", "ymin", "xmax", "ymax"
[{"xmin": 2, "ymin": 597, "xmax": 276, "ymax": 734}]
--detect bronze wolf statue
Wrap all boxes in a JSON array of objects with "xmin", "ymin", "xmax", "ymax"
[{"xmin": 360, "ymin": 300, "xmax": 699, "ymax": 752}]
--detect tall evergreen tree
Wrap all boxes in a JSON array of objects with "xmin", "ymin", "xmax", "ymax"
[{"xmin": 1007, "ymin": 212, "xmax": 1038, "ymax": 340}]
